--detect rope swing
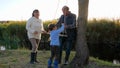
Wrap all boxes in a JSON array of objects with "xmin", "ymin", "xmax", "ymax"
[{"xmin": 53, "ymin": 0, "xmax": 68, "ymax": 19}]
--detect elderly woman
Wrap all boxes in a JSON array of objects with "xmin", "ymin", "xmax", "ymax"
[{"xmin": 26, "ymin": 9, "xmax": 45, "ymax": 64}]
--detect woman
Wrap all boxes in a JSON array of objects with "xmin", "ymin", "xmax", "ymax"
[{"xmin": 26, "ymin": 9, "xmax": 45, "ymax": 64}]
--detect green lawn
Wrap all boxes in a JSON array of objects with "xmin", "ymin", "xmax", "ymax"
[{"xmin": 0, "ymin": 50, "xmax": 120, "ymax": 68}]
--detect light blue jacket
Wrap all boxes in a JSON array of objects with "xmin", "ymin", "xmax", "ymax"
[{"xmin": 50, "ymin": 24, "xmax": 64, "ymax": 46}]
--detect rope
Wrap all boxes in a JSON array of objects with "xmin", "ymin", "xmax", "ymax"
[
  {"xmin": 65, "ymin": 0, "xmax": 68, "ymax": 5},
  {"xmin": 53, "ymin": 0, "xmax": 60, "ymax": 19},
  {"xmin": 53, "ymin": 0, "xmax": 68, "ymax": 19}
]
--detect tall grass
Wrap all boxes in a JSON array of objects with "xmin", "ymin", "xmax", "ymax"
[{"xmin": 0, "ymin": 19, "xmax": 120, "ymax": 61}]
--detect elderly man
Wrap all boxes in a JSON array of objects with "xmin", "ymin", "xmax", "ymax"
[{"xmin": 56, "ymin": 6, "xmax": 76, "ymax": 65}]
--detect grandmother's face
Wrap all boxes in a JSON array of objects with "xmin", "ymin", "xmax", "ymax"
[{"xmin": 34, "ymin": 11, "xmax": 40, "ymax": 18}]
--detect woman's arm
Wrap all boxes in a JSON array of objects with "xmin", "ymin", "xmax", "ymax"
[
  {"xmin": 26, "ymin": 19, "xmax": 35, "ymax": 33},
  {"xmin": 41, "ymin": 20, "xmax": 45, "ymax": 31},
  {"xmin": 40, "ymin": 20, "xmax": 47, "ymax": 34}
]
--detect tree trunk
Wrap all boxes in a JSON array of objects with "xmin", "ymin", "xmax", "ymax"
[{"xmin": 70, "ymin": 0, "xmax": 89, "ymax": 68}]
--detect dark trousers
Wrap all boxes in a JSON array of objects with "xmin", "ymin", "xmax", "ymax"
[
  {"xmin": 50, "ymin": 46, "xmax": 60, "ymax": 60},
  {"xmin": 59, "ymin": 28, "xmax": 76, "ymax": 63},
  {"xmin": 59, "ymin": 36, "xmax": 73, "ymax": 62}
]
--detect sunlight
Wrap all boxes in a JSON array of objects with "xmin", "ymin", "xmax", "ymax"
[
  {"xmin": 89, "ymin": 0, "xmax": 120, "ymax": 19},
  {"xmin": 0, "ymin": 0, "xmax": 120, "ymax": 21}
]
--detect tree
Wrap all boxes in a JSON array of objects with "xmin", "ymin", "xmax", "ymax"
[{"xmin": 70, "ymin": 0, "xmax": 89, "ymax": 68}]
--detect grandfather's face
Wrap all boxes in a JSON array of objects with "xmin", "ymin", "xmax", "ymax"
[{"xmin": 62, "ymin": 8, "xmax": 69, "ymax": 16}]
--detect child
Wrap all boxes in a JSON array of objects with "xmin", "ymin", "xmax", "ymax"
[{"xmin": 48, "ymin": 23, "xmax": 64, "ymax": 68}]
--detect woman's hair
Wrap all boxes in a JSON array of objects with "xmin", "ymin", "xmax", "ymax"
[
  {"xmin": 32, "ymin": 9, "xmax": 39, "ymax": 17},
  {"xmin": 48, "ymin": 24, "xmax": 56, "ymax": 31}
]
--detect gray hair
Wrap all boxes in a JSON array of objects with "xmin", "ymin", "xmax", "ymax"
[{"xmin": 62, "ymin": 6, "xmax": 69, "ymax": 11}]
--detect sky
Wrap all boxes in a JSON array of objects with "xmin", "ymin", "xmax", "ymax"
[{"xmin": 0, "ymin": 0, "xmax": 120, "ymax": 21}]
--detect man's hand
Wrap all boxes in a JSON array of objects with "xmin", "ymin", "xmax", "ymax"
[
  {"xmin": 62, "ymin": 23, "xmax": 64, "ymax": 25},
  {"xmin": 65, "ymin": 24, "xmax": 68, "ymax": 28}
]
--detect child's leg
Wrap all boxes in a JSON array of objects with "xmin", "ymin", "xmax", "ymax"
[
  {"xmin": 54, "ymin": 46, "xmax": 59, "ymax": 68},
  {"xmin": 48, "ymin": 46, "xmax": 55, "ymax": 68}
]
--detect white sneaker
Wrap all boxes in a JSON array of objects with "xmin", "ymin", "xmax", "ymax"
[{"xmin": 63, "ymin": 61, "xmax": 69, "ymax": 65}]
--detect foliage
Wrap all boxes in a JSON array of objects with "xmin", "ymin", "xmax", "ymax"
[
  {"xmin": 0, "ymin": 19, "xmax": 120, "ymax": 61},
  {"xmin": 87, "ymin": 19, "xmax": 120, "ymax": 61},
  {"xmin": 0, "ymin": 20, "xmax": 56, "ymax": 49}
]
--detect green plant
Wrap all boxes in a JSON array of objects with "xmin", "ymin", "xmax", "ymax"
[{"xmin": 0, "ymin": 19, "xmax": 120, "ymax": 62}]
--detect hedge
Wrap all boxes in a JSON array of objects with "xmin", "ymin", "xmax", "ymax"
[
  {"xmin": 0, "ymin": 19, "xmax": 120, "ymax": 61},
  {"xmin": 87, "ymin": 19, "xmax": 120, "ymax": 61}
]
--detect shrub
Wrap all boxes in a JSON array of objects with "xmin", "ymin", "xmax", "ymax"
[
  {"xmin": 87, "ymin": 19, "xmax": 120, "ymax": 61},
  {"xmin": 0, "ymin": 19, "xmax": 120, "ymax": 61}
]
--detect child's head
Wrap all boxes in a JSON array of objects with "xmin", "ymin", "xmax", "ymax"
[{"xmin": 48, "ymin": 24, "xmax": 57, "ymax": 31}]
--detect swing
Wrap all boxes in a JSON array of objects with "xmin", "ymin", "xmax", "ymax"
[
  {"xmin": 42, "ymin": 0, "xmax": 68, "ymax": 51},
  {"xmin": 54, "ymin": 0, "xmax": 68, "ymax": 20}
]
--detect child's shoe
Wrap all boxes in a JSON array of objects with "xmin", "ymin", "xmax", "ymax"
[
  {"xmin": 48, "ymin": 59, "xmax": 52, "ymax": 68},
  {"xmin": 54, "ymin": 59, "xmax": 58, "ymax": 68}
]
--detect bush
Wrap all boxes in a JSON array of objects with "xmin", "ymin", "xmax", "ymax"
[
  {"xmin": 87, "ymin": 19, "xmax": 120, "ymax": 61},
  {"xmin": 0, "ymin": 20, "xmax": 56, "ymax": 49},
  {"xmin": 0, "ymin": 19, "xmax": 120, "ymax": 61},
  {"xmin": 0, "ymin": 21, "xmax": 26, "ymax": 49}
]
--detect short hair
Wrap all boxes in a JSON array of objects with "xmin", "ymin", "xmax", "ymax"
[
  {"xmin": 48, "ymin": 24, "xmax": 56, "ymax": 31},
  {"xmin": 32, "ymin": 9, "xmax": 39, "ymax": 17},
  {"xmin": 62, "ymin": 6, "xmax": 69, "ymax": 11}
]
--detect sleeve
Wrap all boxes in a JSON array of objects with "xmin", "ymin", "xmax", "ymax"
[
  {"xmin": 56, "ymin": 24, "xmax": 64, "ymax": 33},
  {"xmin": 56, "ymin": 15, "xmax": 64, "ymax": 28},
  {"xmin": 26, "ymin": 19, "xmax": 35, "ymax": 33},
  {"xmin": 41, "ymin": 20, "xmax": 45, "ymax": 31}
]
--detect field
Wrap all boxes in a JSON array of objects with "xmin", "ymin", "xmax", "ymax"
[
  {"xmin": 0, "ymin": 50, "xmax": 120, "ymax": 68},
  {"xmin": 0, "ymin": 19, "xmax": 120, "ymax": 68}
]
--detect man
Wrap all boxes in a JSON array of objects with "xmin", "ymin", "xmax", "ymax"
[{"xmin": 56, "ymin": 6, "xmax": 76, "ymax": 65}]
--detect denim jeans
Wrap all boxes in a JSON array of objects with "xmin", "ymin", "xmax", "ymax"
[
  {"xmin": 59, "ymin": 28, "xmax": 76, "ymax": 63},
  {"xmin": 59, "ymin": 36, "xmax": 67, "ymax": 63}
]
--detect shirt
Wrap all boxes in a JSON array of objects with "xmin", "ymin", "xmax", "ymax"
[
  {"xmin": 50, "ymin": 24, "xmax": 64, "ymax": 46},
  {"xmin": 56, "ymin": 12, "xmax": 76, "ymax": 29},
  {"xmin": 26, "ymin": 17, "xmax": 44, "ymax": 39},
  {"xmin": 56, "ymin": 12, "xmax": 76, "ymax": 37}
]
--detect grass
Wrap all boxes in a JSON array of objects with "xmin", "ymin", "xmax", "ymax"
[
  {"xmin": 0, "ymin": 50, "xmax": 120, "ymax": 68},
  {"xmin": 90, "ymin": 57, "xmax": 120, "ymax": 67}
]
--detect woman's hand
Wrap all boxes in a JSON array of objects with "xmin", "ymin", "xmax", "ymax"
[
  {"xmin": 34, "ymin": 31, "xmax": 38, "ymax": 34},
  {"xmin": 42, "ymin": 31, "xmax": 47, "ymax": 34}
]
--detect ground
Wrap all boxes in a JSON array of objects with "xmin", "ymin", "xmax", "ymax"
[{"xmin": 0, "ymin": 50, "xmax": 120, "ymax": 68}]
